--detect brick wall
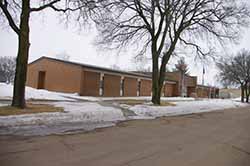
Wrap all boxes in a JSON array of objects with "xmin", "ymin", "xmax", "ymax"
[
  {"xmin": 164, "ymin": 83, "xmax": 174, "ymax": 97},
  {"xmin": 81, "ymin": 70, "xmax": 100, "ymax": 96},
  {"xmin": 196, "ymin": 87, "xmax": 210, "ymax": 98},
  {"xmin": 124, "ymin": 77, "xmax": 138, "ymax": 97},
  {"xmin": 27, "ymin": 58, "xmax": 82, "ymax": 93},
  {"xmin": 172, "ymin": 83, "xmax": 179, "ymax": 96},
  {"xmin": 185, "ymin": 76, "xmax": 197, "ymax": 87},
  {"xmin": 27, "ymin": 58, "xmax": 196, "ymax": 98},
  {"xmin": 103, "ymin": 74, "xmax": 121, "ymax": 97},
  {"xmin": 140, "ymin": 79, "xmax": 151, "ymax": 96},
  {"xmin": 187, "ymin": 87, "xmax": 196, "ymax": 97}
]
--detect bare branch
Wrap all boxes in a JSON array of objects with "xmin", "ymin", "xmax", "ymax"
[
  {"xmin": 0, "ymin": 0, "xmax": 20, "ymax": 35},
  {"xmin": 30, "ymin": 0, "xmax": 60, "ymax": 12}
]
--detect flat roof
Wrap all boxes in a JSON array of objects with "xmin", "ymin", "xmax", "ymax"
[{"xmin": 29, "ymin": 56, "xmax": 177, "ymax": 83}]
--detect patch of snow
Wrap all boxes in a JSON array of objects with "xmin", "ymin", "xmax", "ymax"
[
  {"xmin": 128, "ymin": 99, "xmax": 248, "ymax": 118},
  {"xmin": 61, "ymin": 93, "xmax": 100, "ymax": 101},
  {"xmin": 0, "ymin": 101, "xmax": 125, "ymax": 136},
  {"xmin": 0, "ymin": 83, "xmax": 75, "ymax": 101},
  {"xmin": 0, "ymin": 102, "xmax": 125, "ymax": 127},
  {"xmin": 0, "ymin": 122, "xmax": 116, "ymax": 136},
  {"xmin": 99, "ymin": 96, "xmax": 195, "ymax": 101},
  {"xmin": 233, "ymin": 97, "xmax": 241, "ymax": 101},
  {"xmin": 0, "ymin": 103, "xmax": 8, "ymax": 107},
  {"xmin": 232, "ymin": 97, "xmax": 249, "ymax": 103}
]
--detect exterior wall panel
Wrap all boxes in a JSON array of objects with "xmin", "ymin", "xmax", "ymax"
[
  {"xmin": 187, "ymin": 87, "xmax": 196, "ymax": 97},
  {"xmin": 81, "ymin": 71, "xmax": 100, "ymax": 96},
  {"xmin": 27, "ymin": 57, "xmax": 217, "ymax": 99},
  {"xmin": 103, "ymin": 74, "xmax": 121, "ymax": 97},
  {"xmin": 124, "ymin": 77, "xmax": 137, "ymax": 97},
  {"xmin": 27, "ymin": 58, "xmax": 82, "ymax": 93},
  {"xmin": 164, "ymin": 83, "xmax": 174, "ymax": 97},
  {"xmin": 196, "ymin": 86, "xmax": 210, "ymax": 98},
  {"xmin": 140, "ymin": 79, "xmax": 151, "ymax": 96}
]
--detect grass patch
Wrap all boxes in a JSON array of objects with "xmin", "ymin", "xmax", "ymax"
[
  {"xmin": 115, "ymin": 99, "xmax": 176, "ymax": 106},
  {"xmin": 159, "ymin": 101, "xmax": 176, "ymax": 106},
  {"xmin": 115, "ymin": 99, "xmax": 146, "ymax": 105},
  {"xmin": 0, "ymin": 103, "xmax": 64, "ymax": 116}
]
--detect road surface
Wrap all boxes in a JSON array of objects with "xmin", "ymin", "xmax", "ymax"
[{"xmin": 0, "ymin": 106, "xmax": 250, "ymax": 166}]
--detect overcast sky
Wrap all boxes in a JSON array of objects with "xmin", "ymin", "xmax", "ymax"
[{"xmin": 1, "ymin": 9, "xmax": 250, "ymax": 87}]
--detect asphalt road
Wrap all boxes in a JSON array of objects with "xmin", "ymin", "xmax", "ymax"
[{"xmin": 0, "ymin": 106, "xmax": 250, "ymax": 166}]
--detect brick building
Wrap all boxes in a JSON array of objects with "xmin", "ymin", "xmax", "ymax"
[{"xmin": 26, "ymin": 57, "xmax": 219, "ymax": 98}]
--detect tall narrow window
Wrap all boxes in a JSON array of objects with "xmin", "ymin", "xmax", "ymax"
[
  {"xmin": 99, "ymin": 74, "xmax": 104, "ymax": 96},
  {"xmin": 137, "ymin": 80, "xmax": 141, "ymax": 96},
  {"xmin": 120, "ymin": 77, "xmax": 125, "ymax": 96}
]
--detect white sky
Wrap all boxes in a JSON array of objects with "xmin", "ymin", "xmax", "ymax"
[{"xmin": 1, "ymin": 9, "xmax": 250, "ymax": 87}]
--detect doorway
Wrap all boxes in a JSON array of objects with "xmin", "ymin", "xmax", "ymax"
[{"xmin": 37, "ymin": 71, "xmax": 46, "ymax": 89}]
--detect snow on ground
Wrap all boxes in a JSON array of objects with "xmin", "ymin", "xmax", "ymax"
[
  {"xmin": 126, "ymin": 99, "xmax": 248, "ymax": 118},
  {"xmin": 0, "ymin": 102, "xmax": 125, "ymax": 136},
  {"xmin": 0, "ymin": 103, "xmax": 7, "ymax": 107},
  {"xmin": 0, "ymin": 83, "xmax": 75, "ymax": 101},
  {"xmin": 61, "ymin": 93, "xmax": 100, "ymax": 101},
  {"xmin": 0, "ymin": 98, "xmax": 248, "ymax": 136},
  {"xmin": 0, "ymin": 102, "xmax": 125, "ymax": 127},
  {"xmin": 99, "ymin": 96, "xmax": 195, "ymax": 101},
  {"xmin": 1, "ymin": 83, "xmax": 249, "ymax": 136}
]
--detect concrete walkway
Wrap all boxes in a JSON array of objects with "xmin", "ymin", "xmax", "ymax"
[{"xmin": 0, "ymin": 106, "xmax": 250, "ymax": 166}]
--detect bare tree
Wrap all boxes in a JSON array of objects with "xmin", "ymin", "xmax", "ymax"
[
  {"xmin": 174, "ymin": 57, "xmax": 188, "ymax": 97},
  {"xmin": 217, "ymin": 50, "xmax": 250, "ymax": 102},
  {"xmin": 0, "ymin": 56, "xmax": 16, "ymax": 84},
  {"xmin": 131, "ymin": 56, "xmax": 151, "ymax": 72},
  {"xmin": 96, "ymin": 0, "xmax": 249, "ymax": 104},
  {"xmin": 0, "ymin": 0, "xmax": 100, "ymax": 108},
  {"xmin": 174, "ymin": 57, "xmax": 188, "ymax": 74}
]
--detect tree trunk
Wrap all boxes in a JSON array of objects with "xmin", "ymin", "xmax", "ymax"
[
  {"xmin": 151, "ymin": 48, "xmax": 171, "ymax": 105},
  {"xmin": 11, "ymin": 0, "xmax": 30, "ymax": 108},
  {"xmin": 246, "ymin": 83, "xmax": 250, "ymax": 103},
  {"xmin": 181, "ymin": 71, "xmax": 185, "ymax": 97},
  {"xmin": 151, "ymin": 28, "xmax": 180, "ymax": 105},
  {"xmin": 151, "ymin": 41, "xmax": 161, "ymax": 105},
  {"xmin": 248, "ymin": 84, "xmax": 250, "ymax": 103},
  {"xmin": 240, "ymin": 84, "xmax": 245, "ymax": 103}
]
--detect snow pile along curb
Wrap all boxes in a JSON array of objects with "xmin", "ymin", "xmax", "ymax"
[{"xmin": 128, "ymin": 99, "xmax": 248, "ymax": 118}]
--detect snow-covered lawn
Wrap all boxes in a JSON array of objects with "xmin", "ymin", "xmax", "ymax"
[
  {"xmin": 0, "ymin": 83, "xmax": 249, "ymax": 136},
  {"xmin": 0, "ymin": 102, "xmax": 125, "ymax": 127},
  {"xmin": 0, "ymin": 102, "xmax": 125, "ymax": 136},
  {"xmin": 0, "ymin": 98, "xmax": 248, "ymax": 136},
  {"xmin": 0, "ymin": 83, "xmax": 75, "ymax": 101},
  {"xmin": 126, "ymin": 99, "xmax": 248, "ymax": 118},
  {"xmin": 99, "ymin": 96, "xmax": 195, "ymax": 101}
]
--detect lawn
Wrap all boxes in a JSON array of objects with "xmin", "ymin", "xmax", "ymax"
[
  {"xmin": 0, "ymin": 103, "xmax": 64, "ymax": 116},
  {"xmin": 113, "ymin": 99, "xmax": 176, "ymax": 106}
]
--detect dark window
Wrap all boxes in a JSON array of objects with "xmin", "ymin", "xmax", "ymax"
[{"xmin": 137, "ymin": 80, "xmax": 141, "ymax": 96}]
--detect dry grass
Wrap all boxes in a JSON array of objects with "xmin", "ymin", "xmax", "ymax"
[
  {"xmin": 0, "ymin": 103, "xmax": 64, "ymax": 116},
  {"xmin": 116, "ymin": 99, "xmax": 176, "ymax": 106},
  {"xmin": 159, "ymin": 101, "xmax": 176, "ymax": 106},
  {"xmin": 117, "ymin": 100, "xmax": 146, "ymax": 105}
]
